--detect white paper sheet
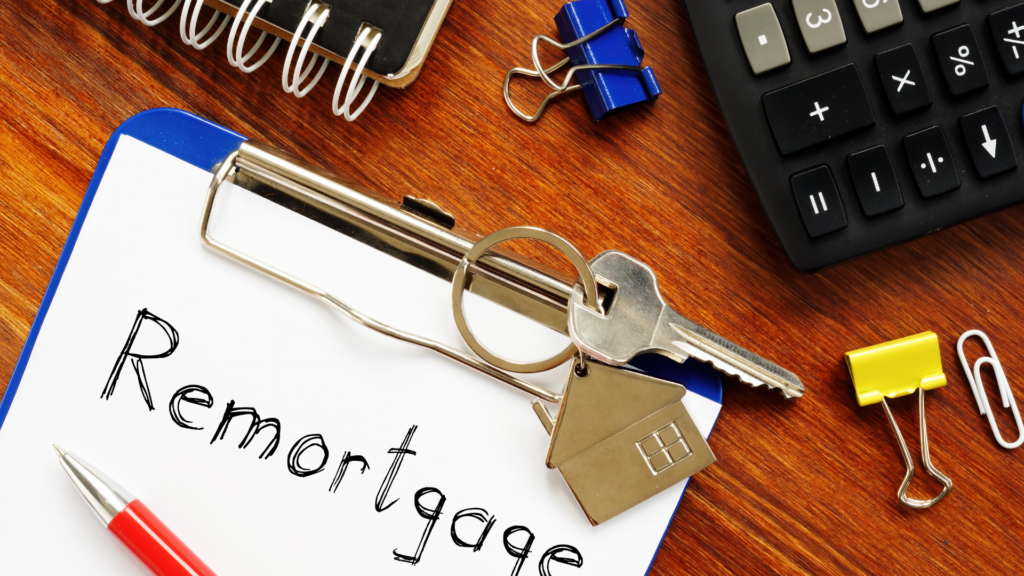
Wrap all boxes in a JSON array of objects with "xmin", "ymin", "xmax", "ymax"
[{"xmin": 0, "ymin": 136, "xmax": 720, "ymax": 575}]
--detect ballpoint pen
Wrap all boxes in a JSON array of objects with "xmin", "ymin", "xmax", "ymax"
[{"xmin": 53, "ymin": 444, "xmax": 217, "ymax": 576}]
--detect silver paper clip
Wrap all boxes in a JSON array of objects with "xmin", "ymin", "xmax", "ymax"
[{"xmin": 957, "ymin": 330, "xmax": 1024, "ymax": 449}]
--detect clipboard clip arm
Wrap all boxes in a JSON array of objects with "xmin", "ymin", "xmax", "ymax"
[{"xmin": 201, "ymin": 150, "xmax": 564, "ymax": 404}]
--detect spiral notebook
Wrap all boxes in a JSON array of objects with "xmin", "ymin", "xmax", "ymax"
[
  {"xmin": 107, "ymin": 0, "xmax": 454, "ymax": 119},
  {"xmin": 0, "ymin": 109, "xmax": 722, "ymax": 574}
]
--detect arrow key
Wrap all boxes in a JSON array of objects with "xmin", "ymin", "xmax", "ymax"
[{"xmin": 960, "ymin": 107, "xmax": 1017, "ymax": 179}]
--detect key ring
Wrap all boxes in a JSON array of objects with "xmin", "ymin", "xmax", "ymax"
[{"xmin": 452, "ymin": 227, "xmax": 600, "ymax": 373}]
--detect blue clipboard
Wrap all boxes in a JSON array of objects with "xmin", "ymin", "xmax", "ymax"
[{"xmin": 0, "ymin": 108, "xmax": 722, "ymax": 574}]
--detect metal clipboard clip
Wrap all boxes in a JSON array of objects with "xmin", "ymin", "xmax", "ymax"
[{"xmin": 200, "ymin": 140, "xmax": 592, "ymax": 403}]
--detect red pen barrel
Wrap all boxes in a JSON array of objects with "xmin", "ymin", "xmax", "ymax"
[{"xmin": 107, "ymin": 500, "xmax": 217, "ymax": 576}]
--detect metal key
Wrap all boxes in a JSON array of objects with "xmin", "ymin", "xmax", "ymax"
[{"xmin": 568, "ymin": 251, "xmax": 805, "ymax": 399}]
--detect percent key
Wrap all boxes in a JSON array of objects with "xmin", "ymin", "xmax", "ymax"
[{"xmin": 932, "ymin": 24, "xmax": 989, "ymax": 95}]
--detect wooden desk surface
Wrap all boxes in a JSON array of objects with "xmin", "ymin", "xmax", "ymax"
[{"xmin": 3, "ymin": 1, "xmax": 1023, "ymax": 573}]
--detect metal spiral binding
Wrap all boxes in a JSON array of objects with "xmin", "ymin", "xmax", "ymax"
[
  {"xmin": 226, "ymin": 0, "xmax": 281, "ymax": 72},
  {"xmin": 180, "ymin": 0, "xmax": 231, "ymax": 50},
  {"xmin": 282, "ymin": 2, "xmax": 332, "ymax": 98},
  {"xmin": 127, "ymin": 0, "xmax": 184, "ymax": 27},
  {"xmin": 332, "ymin": 24, "xmax": 382, "ymax": 121}
]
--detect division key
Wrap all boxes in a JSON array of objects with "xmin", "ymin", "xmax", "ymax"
[{"xmin": 762, "ymin": 64, "xmax": 875, "ymax": 155}]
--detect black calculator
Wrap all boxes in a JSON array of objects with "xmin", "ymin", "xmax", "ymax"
[{"xmin": 684, "ymin": 0, "xmax": 1024, "ymax": 271}]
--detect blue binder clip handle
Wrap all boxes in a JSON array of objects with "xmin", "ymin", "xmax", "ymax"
[{"xmin": 503, "ymin": 0, "xmax": 661, "ymax": 122}]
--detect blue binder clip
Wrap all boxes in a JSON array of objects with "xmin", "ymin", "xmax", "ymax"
[{"xmin": 503, "ymin": 0, "xmax": 661, "ymax": 122}]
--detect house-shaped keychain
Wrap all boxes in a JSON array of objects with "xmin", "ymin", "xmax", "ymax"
[{"xmin": 533, "ymin": 362, "xmax": 716, "ymax": 525}]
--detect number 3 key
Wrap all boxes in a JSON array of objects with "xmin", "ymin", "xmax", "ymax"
[{"xmin": 567, "ymin": 251, "xmax": 805, "ymax": 399}]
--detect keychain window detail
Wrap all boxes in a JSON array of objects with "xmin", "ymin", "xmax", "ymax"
[{"xmin": 638, "ymin": 422, "xmax": 692, "ymax": 475}]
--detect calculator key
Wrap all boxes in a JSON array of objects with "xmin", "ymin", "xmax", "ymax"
[
  {"xmin": 875, "ymin": 44, "xmax": 931, "ymax": 115},
  {"xmin": 989, "ymin": 4, "xmax": 1024, "ymax": 76},
  {"xmin": 960, "ymin": 107, "xmax": 1018, "ymax": 179},
  {"xmin": 904, "ymin": 127, "xmax": 960, "ymax": 198},
  {"xmin": 736, "ymin": 4, "xmax": 792, "ymax": 75},
  {"xmin": 932, "ymin": 25, "xmax": 989, "ymax": 96},
  {"xmin": 848, "ymin": 146, "xmax": 904, "ymax": 217},
  {"xmin": 762, "ymin": 64, "xmax": 875, "ymax": 155},
  {"xmin": 792, "ymin": 0, "xmax": 846, "ymax": 53},
  {"xmin": 917, "ymin": 0, "xmax": 958, "ymax": 14},
  {"xmin": 792, "ymin": 166, "xmax": 847, "ymax": 238},
  {"xmin": 852, "ymin": 0, "xmax": 903, "ymax": 34}
]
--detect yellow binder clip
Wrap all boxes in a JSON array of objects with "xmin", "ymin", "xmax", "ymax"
[{"xmin": 845, "ymin": 332, "xmax": 953, "ymax": 509}]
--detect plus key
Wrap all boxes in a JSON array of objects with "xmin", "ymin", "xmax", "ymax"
[{"xmin": 763, "ymin": 64, "xmax": 875, "ymax": 155}]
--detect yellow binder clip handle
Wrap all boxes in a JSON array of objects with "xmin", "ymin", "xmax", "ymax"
[{"xmin": 845, "ymin": 332, "xmax": 953, "ymax": 509}]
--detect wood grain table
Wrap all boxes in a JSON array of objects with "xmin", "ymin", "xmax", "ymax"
[{"xmin": 2, "ymin": 1, "xmax": 1023, "ymax": 573}]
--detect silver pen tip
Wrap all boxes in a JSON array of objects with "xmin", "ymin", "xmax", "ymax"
[{"xmin": 53, "ymin": 444, "xmax": 67, "ymax": 458}]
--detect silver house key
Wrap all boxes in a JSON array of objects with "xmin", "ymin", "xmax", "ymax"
[{"xmin": 568, "ymin": 251, "xmax": 804, "ymax": 399}]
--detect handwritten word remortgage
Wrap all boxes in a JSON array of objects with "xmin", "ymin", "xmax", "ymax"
[{"xmin": 101, "ymin": 309, "xmax": 583, "ymax": 575}]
